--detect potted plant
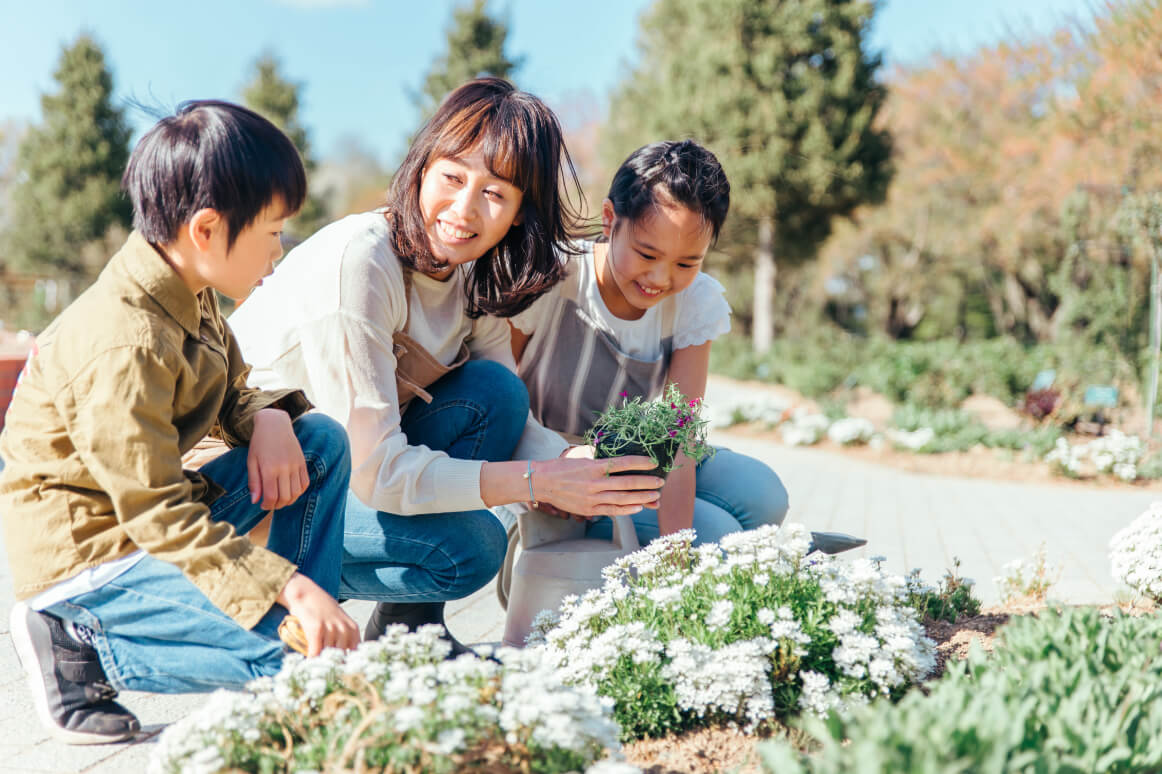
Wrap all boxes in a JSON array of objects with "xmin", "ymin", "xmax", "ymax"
[{"xmin": 585, "ymin": 383, "xmax": 715, "ymax": 477}]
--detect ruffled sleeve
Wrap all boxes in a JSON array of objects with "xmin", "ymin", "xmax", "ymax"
[{"xmin": 672, "ymin": 272, "xmax": 732, "ymax": 350}]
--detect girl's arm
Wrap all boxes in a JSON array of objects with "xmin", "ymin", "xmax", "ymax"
[{"xmin": 655, "ymin": 340, "xmax": 712, "ymax": 536}]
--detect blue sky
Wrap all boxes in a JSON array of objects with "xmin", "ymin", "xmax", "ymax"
[{"xmin": 0, "ymin": 0, "xmax": 1096, "ymax": 165}]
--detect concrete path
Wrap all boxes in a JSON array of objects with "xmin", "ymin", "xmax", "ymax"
[{"xmin": 1, "ymin": 415, "xmax": 1159, "ymax": 771}]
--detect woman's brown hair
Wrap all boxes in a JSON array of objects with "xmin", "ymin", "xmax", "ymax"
[{"xmin": 387, "ymin": 77, "xmax": 583, "ymax": 318}]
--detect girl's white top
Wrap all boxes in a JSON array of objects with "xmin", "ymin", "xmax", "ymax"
[{"xmin": 229, "ymin": 212, "xmax": 568, "ymax": 516}]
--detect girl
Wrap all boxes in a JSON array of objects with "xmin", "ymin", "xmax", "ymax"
[
  {"xmin": 229, "ymin": 78, "xmax": 662, "ymax": 652},
  {"xmin": 511, "ymin": 140, "xmax": 789, "ymax": 546}
]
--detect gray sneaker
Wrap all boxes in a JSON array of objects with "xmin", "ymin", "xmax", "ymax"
[{"xmin": 9, "ymin": 602, "xmax": 140, "ymax": 744}]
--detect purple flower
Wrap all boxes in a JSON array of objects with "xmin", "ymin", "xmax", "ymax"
[
  {"xmin": 670, "ymin": 402, "xmax": 677, "ymax": 409},
  {"xmin": 619, "ymin": 391, "xmax": 628, "ymax": 398},
  {"xmin": 669, "ymin": 430, "xmax": 677, "ymax": 437},
  {"xmin": 689, "ymin": 399, "xmax": 698, "ymax": 407}
]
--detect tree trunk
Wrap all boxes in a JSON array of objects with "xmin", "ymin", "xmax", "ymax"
[{"xmin": 753, "ymin": 216, "xmax": 776, "ymax": 354}]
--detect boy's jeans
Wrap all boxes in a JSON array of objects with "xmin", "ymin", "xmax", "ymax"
[
  {"xmin": 339, "ymin": 360, "xmax": 522, "ymax": 603},
  {"xmin": 43, "ymin": 413, "xmax": 351, "ymax": 694}
]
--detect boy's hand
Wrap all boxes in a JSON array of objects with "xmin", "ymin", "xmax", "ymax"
[
  {"xmin": 277, "ymin": 572, "xmax": 359, "ymax": 656},
  {"xmin": 248, "ymin": 408, "xmax": 308, "ymax": 510}
]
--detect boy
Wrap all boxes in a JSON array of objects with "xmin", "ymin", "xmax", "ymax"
[{"xmin": 1, "ymin": 100, "xmax": 359, "ymax": 745}]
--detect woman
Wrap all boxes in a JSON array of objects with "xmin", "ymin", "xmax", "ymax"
[{"xmin": 229, "ymin": 78, "xmax": 662, "ymax": 652}]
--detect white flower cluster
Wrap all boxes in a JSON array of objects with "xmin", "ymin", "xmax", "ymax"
[
  {"xmin": 533, "ymin": 523, "xmax": 935, "ymax": 735},
  {"xmin": 781, "ymin": 410, "xmax": 832, "ymax": 446},
  {"xmin": 150, "ymin": 625, "xmax": 627, "ymax": 774},
  {"xmin": 705, "ymin": 394, "xmax": 790, "ymax": 429},
  {"xmin": 827, "ymin": 417, "xmax": 876, "ymax": 446},
  {"xmin": 994, "ymin": 544, "xmax": 1058, "ymax": 603},
  {"xmin": 1110, "ymin": 501, "xmax": 1162, "ymax": 602},
  {"xmin": 886, "ymin": 426, "xmax": 935, "ymax": 452},
  {"xmin": 1045, "ymin": 430, "xmax": 1143, "ymax": 481}
]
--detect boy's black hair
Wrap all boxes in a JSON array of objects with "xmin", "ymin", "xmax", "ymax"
[
  {"xmin": 606, "ymin": 140, "xmax": 730, "ymax": 242},
  {"xmin": 122, "ymin": 99, "xmax": 307, "ymax": 249},
  {"xmin": 387, "ymin": 77, "xmax": 583, "ymax": 319}
]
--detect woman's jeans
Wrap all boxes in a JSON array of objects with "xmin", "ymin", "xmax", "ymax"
[
  {"xmin": 583, "ymin": 447, "xmax": 790, "ymax": 546},
  {"xmin": 339, "ymin": 360, "xmax": 522, "ymax": 604},
  {"xmin": 42, "ymin": 413, "xmax": 351, "ymax": 693}
]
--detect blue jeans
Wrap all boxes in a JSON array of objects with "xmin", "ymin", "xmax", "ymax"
[
  {"xmin": 43, "ymin": 413, "xmax": 351, "ymax": 693},
  {"xmin": 339, "ymin": 360, "xmax": 522, "ymax": 603},
  {"xmin": 584, "ymin": 447, "xmax": 790, "ymax": 546}
]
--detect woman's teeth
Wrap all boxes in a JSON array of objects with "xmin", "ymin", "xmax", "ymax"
[{"xmin": 438, "ymin": 220, "xmax": 476, "ymax": 240}]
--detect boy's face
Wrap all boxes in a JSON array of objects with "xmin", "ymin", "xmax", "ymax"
[{"xmin": 201, "ymin": 198, "xmax": 290, "ymax": 300}]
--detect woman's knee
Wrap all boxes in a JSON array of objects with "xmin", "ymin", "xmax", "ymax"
[{"xmin": 460, "ymin": 360, "xmax": 529, "ymax": 427}]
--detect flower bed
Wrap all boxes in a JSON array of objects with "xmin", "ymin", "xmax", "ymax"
[
  {"xmin": 1110, "ymin": 501, "xmax": 1162, "ymax": 602},
  {"xmin": 528, "ymin": 524, "xmax": 936, "ymax": 741},
  {"xmin": 149, "ymin": 626, "xmax": 626, "ymax": 774}
]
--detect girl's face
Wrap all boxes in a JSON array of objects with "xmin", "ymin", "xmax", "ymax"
[
  {"xmin": 418, "ymin": 148, "xmax": 524, "ymax": 279},
  {"xmin": 597, "ymin": 197, "xmax": 713, "ymax": 320}
]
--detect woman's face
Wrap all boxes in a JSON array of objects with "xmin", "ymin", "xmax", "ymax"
[{"xmin": 418, "ymin": 148, "xmax": 524, "ymax": 279}]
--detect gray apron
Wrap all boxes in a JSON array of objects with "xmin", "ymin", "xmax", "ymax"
[{"xmin": 519, "ymin": 246, "xmax": 676, "ymax": 439}]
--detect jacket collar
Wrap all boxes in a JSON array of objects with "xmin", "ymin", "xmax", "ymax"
[{"xmin": 116, "ymin": 231, "xmax": 203, "ymax": 337}]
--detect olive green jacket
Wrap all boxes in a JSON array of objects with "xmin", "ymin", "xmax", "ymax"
[{"xmin": 0, "ymin": 232, "xmax": 311, "ymax": 629}]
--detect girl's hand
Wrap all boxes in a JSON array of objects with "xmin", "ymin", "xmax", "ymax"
[
  {"xmin": 531, "ymin": 455, "xmax": 662, "ymax": 517},
  {"xmin": 248, "ymin": 409, "xmax": 309, "ymax": 510},
  {"xmin": 277, "ymin": 572, "xmax": 360, "ymax": 656}
]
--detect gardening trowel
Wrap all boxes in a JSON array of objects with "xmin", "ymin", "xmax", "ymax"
[{"xmin": 807, "ymin": 530, "xmax": 867, "ymax": 555}]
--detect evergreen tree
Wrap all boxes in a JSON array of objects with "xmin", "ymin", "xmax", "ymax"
[
  {"xmin": 418, "ymin": 0, "xmax": 522, "ymax": 118},
  {"xmin": 605, "ymin": 0, "xmax": 892, "ymax": 352},
  {"xmin": 4, "ymin": 35, "xmax": 131, "ymax": 277},
  {"xmin": 242, "ymin": 52, "xmax": 328, "ymax": 241}
]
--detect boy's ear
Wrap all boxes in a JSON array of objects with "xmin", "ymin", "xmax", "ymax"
[
  {"xmin": 186, "ymin": 208, "xmax": 224, "ymax": 254},
  {"xmin": 601, "ymin": 199, "xmax": 615, "ymax": 238}
]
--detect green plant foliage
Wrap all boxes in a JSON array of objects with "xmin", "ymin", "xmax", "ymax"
[
  {"xmin": 417, "ymin": 0, "xmax": 522, "ymax": 119},
  {"xmin": 241, "ymin": 52, "xmax": 329, "ymax": 242},
  {"xmin": 906, "ymin": 558, "xmax": 982, "ymax": 624},
  {"xmin": 586, "ymin": 383, "xmax": 714, "ymax": 473},
  {"xmin": 4, "ymin": 35, "xmax": 131, "ymax": 278},
  {"xmin": 760, "ymin": 607, "xmax": 1162, "ymax": 773}
]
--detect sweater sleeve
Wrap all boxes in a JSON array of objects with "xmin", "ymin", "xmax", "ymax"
[{"xmin": 297, "ymin": 242, "xmax": 487, "ymax": 515}]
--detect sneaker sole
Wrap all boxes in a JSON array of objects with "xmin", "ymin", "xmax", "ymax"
[{"xmin": 9, "ymin": 602, "xmax": 138, "ymax": 745}]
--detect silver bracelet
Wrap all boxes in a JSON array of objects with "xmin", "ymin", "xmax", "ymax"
[{"xmin": 523, "ymin": 460, "xmax": 538, "ymax": 507}]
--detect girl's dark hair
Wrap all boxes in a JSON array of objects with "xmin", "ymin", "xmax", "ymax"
[
  {"xmin": 606, "ymin": 140, "xmax": 730, "ymax": 242},
  {"xmin": 123, "ymin": 99, "xmax": 306, "ymax": 249},
  {"xmin": 387, "ymin": 77, "xmax": 582, "ymax": 318}
]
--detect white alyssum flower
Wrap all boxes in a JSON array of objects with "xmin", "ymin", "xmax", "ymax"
[
  {"xmin": 532, "ymin": 522, "xmax": 935, "ymax": 738},
  {"xmin": 781, "ymin": 410, "xmax": 831, "ymax": 446},
  {"xmin": 827, "ymin": 417, "xmax": 876, "ymax": 446},
  {"xmin": 886, "ymin": 426, "xmax": 936, "ymax": 452},
  {"xmin": 1045, "ymin": 431, "xmax": 1144, "ymax": 481},
  {"xmin": 150, "ymin": 628, "xmax": 621, "ymax": 774},
  {"xmin": 1111, "ymin": 501, "xmax": 1162, "ymax": 602}
]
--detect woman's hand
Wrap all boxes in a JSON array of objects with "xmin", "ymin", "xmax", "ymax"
[
  {"xmin": 248, "ymin": 409, "xmax": 309, "ymax": 510},
  {"xmin": 277, "ymin": 572, "xmax": 360, "ymax": 657},
  {"xmin": 531, "ymin": 455, "xmax": 663, "ymax": 517}
]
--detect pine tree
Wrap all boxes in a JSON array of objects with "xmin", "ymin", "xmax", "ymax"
[
  {"xmin": 242, "ymin": 52, "xmax": 328, "ymax": 241},
  {"xmin": 605, "ymin": 0, "xmax": 892, "ymax": 352},
  {"xmin": 418, "ymin": 0, "xmax": 523, "ymax": 118},
  {"xmin": 4, "ymin": 35, "xmax": 131, "ymax": 278}
]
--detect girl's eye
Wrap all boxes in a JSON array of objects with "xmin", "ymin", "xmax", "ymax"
[
  {"xmin": 443, "ymin": 173, "xmax": 462, "ymax": 184},
  {"xmin": 637, "ymin": 251, "xmax": 656, "ymax": 261},
  {"xmin": 484, "ymin": 189, "xmax": 504, "ymax": 201},
  {"xmin": 678, "ymin": 262, "xmax": 697, "ymax": 269}
]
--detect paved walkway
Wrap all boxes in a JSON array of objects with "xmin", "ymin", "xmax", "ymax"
[{"xmin": 1, "ymin": 407, "xmax": 1159, "ymax": 771}]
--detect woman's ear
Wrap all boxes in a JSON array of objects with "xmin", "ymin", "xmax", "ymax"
[{"xmin": 601, "ymin": 199, "xmax": 615, "ymax": 238}]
